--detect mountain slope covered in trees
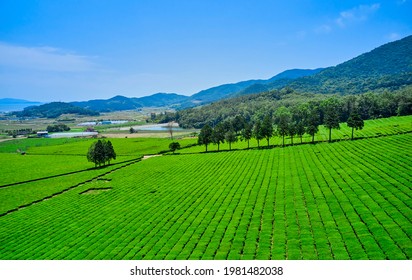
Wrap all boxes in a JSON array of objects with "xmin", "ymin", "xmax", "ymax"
[
  {"xmin": 71, "ymin": 93, "xmax": 190, "ymax": 112},
  {"xmin": 185, "ymin": 68, "xmax": 323, "ymax": 106},
  {"xmin": 14, "ymin": 102, "xmax": 100, "ymax": 118},
  {"xmin": 173, "ymin": 86, "xmax": 412, "ymax": 129},
  {"xmin": 286, "ymin": 35, "xmax": 412, "ymax": 94}
]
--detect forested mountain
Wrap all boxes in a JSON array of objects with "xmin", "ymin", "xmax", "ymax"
[
  {"xmin": 287, "ymin": 35, "xmax": 412, "ymax": 94},
  {"xmin": 173, "ymin": 86, "xmax": 412, "ymax": 129},
  {"xmin": 184, "ymin": 68, "xmax": 323, "ymax": 106},
  {"xmin": 71, "ymin": 93, "xmax": 189, "ymax": 112},
  {"xmin": 71, "ymin": 95, "xmax": 141, "ymax": 112},
  {"xmin": 137, "ymin": 93, "xmax": 189, "ymax": 107},
  {"xmin": 14, "ymin": 102, "xmax": 99, "ymax": 118},
  {"xmin": 66, "ymin": 68, "xmax": 321, "ymax": 111}
]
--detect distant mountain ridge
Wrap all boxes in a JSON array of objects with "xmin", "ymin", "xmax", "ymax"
[
  {"xmin": 14, "ymin": 102, "xmax": 99, "ymax": 118},
  {"xmin": 67, "ymin": 68, "xmax": 322, "ymax": 112},
  {"xmin": 71, "ymin": 93, "xmax": 190, "ymax": 112},
  {"xmin": 185, "ymin": 68, "xmax": 324, "ymax": 106},
  {"xmin": 5, "ymin": 35, "xmax": 411, "ymax": 115}
]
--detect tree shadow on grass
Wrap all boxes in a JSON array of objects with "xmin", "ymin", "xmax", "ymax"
[{"xmin": 0, "ymin": 157, "xmax": 141, "ymax": 189}]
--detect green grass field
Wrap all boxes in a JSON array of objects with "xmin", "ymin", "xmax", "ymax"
[{"xmin": 0, "ymin": 127, "xmax": 410, "ymax": 259}]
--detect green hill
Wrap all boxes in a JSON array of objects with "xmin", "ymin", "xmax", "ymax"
[
  {"xmin": 71, "ymin": 93, "xmax": 189, "ymax": 112},
  {"xmin": 288, "ymin": 35, "xmax": 412, "ymax": 94},
  {"xmin": 14, "ymin": 102, "xmax": 99, "ymax": 118},
  {"xmin": 185, "ymin": 68, "xmax": 323, "ymax": 107}
]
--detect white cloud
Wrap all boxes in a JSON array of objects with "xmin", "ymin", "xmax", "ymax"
[
  {"xmin": 313, "ymin": 3, "xmax": 380, "ymax": 36},
  {"xmin": 314, "ymin": 25, "xmax": 332, "ymax": 34},
  {"xmin": 0, "ymin": 42, "xmax": 98, "ymax": 72},
  {"xmin": 386, "ymin": 32, "xmax": 401, "ymax": 41},
  {"xmin": 336, "ymin": 3, "xmax": 380, "ymax": 28}
]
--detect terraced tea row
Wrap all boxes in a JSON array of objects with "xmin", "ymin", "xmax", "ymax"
[{"xmin": 0, "ymin": 134, "xmax": 410, "ymax": 259}]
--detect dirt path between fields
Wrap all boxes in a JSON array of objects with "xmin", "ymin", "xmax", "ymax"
[{"xmin": 142, "ymin": 154, "xmax": 161, "ymax": 160}]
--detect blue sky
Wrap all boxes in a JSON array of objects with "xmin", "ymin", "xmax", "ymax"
[{"xmin": 0, "ymin": 0, "xmax": 411, "ymax": 102}]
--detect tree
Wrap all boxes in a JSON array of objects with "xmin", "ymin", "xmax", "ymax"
[
  {"xmin": 198, "ymin": 124, "xmax": 213, "ymax": 152},
  {"xmin": 347, "ymin": 112, "xmax": 364, "ymax": 140},
  {"xmin": 241, "ymin": 122, "xmax": 253, "ymax": 149},
  {"xmin": 322, "ymin": 97, "xmax": 341, "ymax": 142},
  {"xmin": 275, "ymin": 106, "xmax": 291, "ymax": 147},
  {"xmin": 169, "ymin": 142, "xmax": 181, "ymax": 153},
  {"xmin": 293, "ymin": 103, "xmax": 308, "ymax": 144},
  {"xmin": 103, "ymin": 140, "xmax": 116, "ymax": 165},
  {"xmin": 253, "ymin": 120, "xmax": 264, "ymax": 148},
  {"xmin": 260, "ymin": 115, "xmax": 273, "ymax": 147},
  {"xmin": 295, "ymin": 121, "xmax": 305, "ymax": 144},
  {"xmin": 87, "ymin": 140, "xmax": 104, "ymax": 167},
  {"xmin": 306, "ymin": 103, "xmax": 320, "ymax": 143},
  {"xmin": 225, "ymin": 130, "xmax": 237, "ymax": 150},
  {"xmin": 47, "ymin": 124, "xmax": 70, "ymax": 132},
  {"xmin": 231, "ymin": 115, "xmax": 246, "ymax": 134},
  {"xmin": 212, "ymin": 123, "xmax": 225, "ymax": 151},
  {"xmin": 167, "ymin": 122, "xmax": 174, "ymax": 140},
  {"xmin": 87, "ymin": 140, "xmax": 116, "ymax": 167},
  {"xmin": 288, "ymin": 122, "xmax": 297, "ymax": 145}
]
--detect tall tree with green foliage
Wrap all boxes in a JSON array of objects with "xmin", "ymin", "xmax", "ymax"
[
  {"xmin": 288, "ymin": 122, "xmax": 297, "ymax": 145},
  {"xmin": 225, "ymin": 130, "xmax": 238, "ymax": 150},
  {"xmin": 253, "ymin": 120, "xmax": 264, "ymax": 148},
  {"xmin": 322, "ymin": 97, "xmax": 341, "ymax": 142},
  {"xmin": 169, "ymin": 142, "xmax": 181, "ymax": 154},
  {"xmin": 231, "ymin": 115, "xmax": 246, "ymax": 134},
  {"xmin": 241, "ymin": 122, "xmax": 253, "ymax": 149},
  {"xmin": 212, "ymin": 123, "xmax": 225, "ymax": 151},
  {"xmin": 306, "ymin": 103, "xmax": 320, "ymax": 143},
  {"xmin": 347, "ymin": 112, "xmax": 364, "ymax": 140},
  {"xmin": 275, "ymin": 106, "xmax": 291, "ymax": 147},
  {"xmin": 87, "ymin": 140, "xmax": 105, "ymax": 167},
  {"xmin": 87, "ymin": 140, "xmax": 116, "ymax": 167},
  {"xmin": 198, "ymin": 124, "xmax": 213, "ymax": 152},
  {"xmin": 293, "ymin": 103, "xmax": 308, "ymax": 144},
  {"xmin": 261, "ymin": 115, "xmax": 274, "ymax": 147},
  {"xmin": 103, "ymin": 140, "xmax": 116, "ymax": 164},
  {"xmin": 295, "ymin": 121, "xmax": 305, "ymax": 144}
]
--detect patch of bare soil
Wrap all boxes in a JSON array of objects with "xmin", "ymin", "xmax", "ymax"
[
  {"xmin": 80, "ymin": 187, "xmax": 112, "ymax": 195},
  {"xmin": 142, "ymin": 155, "xmax": 161, "ymax": 160}
]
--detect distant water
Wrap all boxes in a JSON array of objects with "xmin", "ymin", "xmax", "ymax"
[{"xmin": 0, "ymin": 103, "xmax": 42, "ymax": 113}]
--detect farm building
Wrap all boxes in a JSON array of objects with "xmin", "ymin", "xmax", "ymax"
[{"xmin": 36, "ymin": 131, "xmax": 49, "ymax": 137}]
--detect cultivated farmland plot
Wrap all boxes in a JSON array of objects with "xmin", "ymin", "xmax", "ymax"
[{"xmin": 0, "ymin": 133, "xmax": 410, "ymax": 260}]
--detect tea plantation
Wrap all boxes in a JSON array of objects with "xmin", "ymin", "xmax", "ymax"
[{"xmin": 0, "ymin": 116, "xmax": 411, "ymax": 259}]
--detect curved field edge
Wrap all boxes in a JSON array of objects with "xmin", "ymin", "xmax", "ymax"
[{"xmin": 0, "ymin": 134, "xmax": 411, "ymax": 260}]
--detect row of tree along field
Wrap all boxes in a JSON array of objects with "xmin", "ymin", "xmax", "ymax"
[
  {"xmin": 198, "ymin": 96, "xmax": 368, "ymax": 152},
  {"xmin": 171, "ymin": 86, "xmax": 412, "ymax": 129},
  {"xmin": 172, "ymin": 116, "xmax": 411, "ymax": 154}
]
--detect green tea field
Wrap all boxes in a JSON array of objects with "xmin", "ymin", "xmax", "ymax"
[{"xmin": 0, "ymin": 129, "xmax": 411, "ymax": 259}]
